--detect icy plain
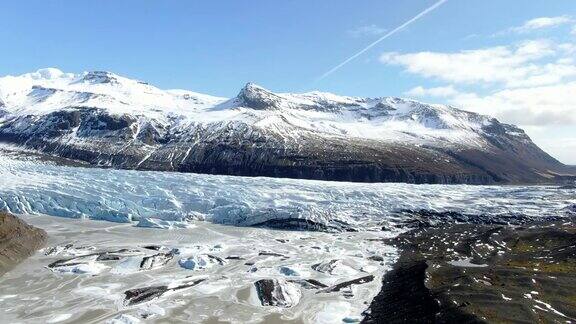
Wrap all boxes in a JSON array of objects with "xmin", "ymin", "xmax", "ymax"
[
  {"xmin": 0, "ymin": 147, "xmax": 574, "ymax": 323},
  {"xmin": 0, "ymin": 214, "xmax": 399, "ymax": 323}
]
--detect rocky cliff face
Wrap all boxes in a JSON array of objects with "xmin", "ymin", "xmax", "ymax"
[
  {"xmin": 0, "ymin": 68, "xmax": 572, "ymax": 184},
  {"xmin": 0, "ymin": 212, "xmax": 47, "ymax": 276}
]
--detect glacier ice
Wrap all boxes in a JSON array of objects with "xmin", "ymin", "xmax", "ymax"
[
  {"xmin": 0, "ymin": 154, "xmax": 573, "ymax": 230},
  {"xmin": 178, "ymin": 255, "xmax": 223, "ymax": 271}
]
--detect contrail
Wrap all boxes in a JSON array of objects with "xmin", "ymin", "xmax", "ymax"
[{"xmin": 315, "ymin": 0, "xmax": 448, "ymax": 82}]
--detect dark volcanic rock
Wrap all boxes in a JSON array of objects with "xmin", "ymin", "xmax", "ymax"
[
  {"xmin": 139, "ymin": 252, "xmax": 174, "ymax": 270},
  {"xmin": 253, "ymin": 217, "xmax": 354, "ymax": 232},
  {"xmin": 47, "ymin": 248, "xmax": 139, "ymax": 269},
  {"xmin": 311, "ymin": 259, "xmax": 340, "ymax": 274},
  {"xmin": 367, "ymin": 255, "xmax": 384, "ymax": 262},
  {"xmin": 393, "ymin": 209, "xmax": 564, "ymax": 229},
  {"xmin": 254, "ymin": 279, "xmax": 301, "ymax": 308},
  {"xmin": 0, "ymin": 212, "xmax": 47, "ymax": 276},
  {"xmin": 363, "ymin": 220, "xmax": 576, "ymax": 323},
  {"xmin": 142, "ymin": 245, "xmax": 164, "ymax": 251},
  {"xmin": 258, "ymin": 251, "xmax": 287, "ymax": 258},
  {"xmin": 124, "ymin": 285, "xmax": 170, "ymax": 306},
  {"xmin": 318, "ymin": 275, "xmax": 374, "ymax": 294},
  {"xmin": 288, "ymin": 279, "xmax": 328, "ymax": 290},
  {"xmin": 123, "ymin": 278, "xmax": 205, "ymax": 306},
  {"xmin": 362, "ymin": 254, "xmax": 479, "ymax": 324}
]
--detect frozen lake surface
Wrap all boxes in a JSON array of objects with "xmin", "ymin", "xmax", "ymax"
[{"xmin": 0, "ymin": 214, "xmax": 396, "ymax": 324}]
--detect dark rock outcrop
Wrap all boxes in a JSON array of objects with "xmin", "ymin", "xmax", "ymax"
[
  {"xmin": 47, "ymin": 248, "xmax": 141, "ymax": 270},
  {"xmin": 392, "ymin": 209, "xmax": 565, "ymax": 229},
  {"xmin": 317, "ymin": 275, "xmax": 374, "ymax": 294},
  {"xmin": 253, "ymin": 279, "xmax": 301, "ymax": 308},
  {"xmin": 362, "ymin": 254, "xmax": 480, "ymax": 324},
  {"xmin": 123, "ymin": 278, "xmax": 206, "ymax": 306},
  {"xmin": 311, "ymin": 259, "xmax": 340, "ymax": 274},
  {"xmin": 363, "ymin": 220, "xmax": 576, "ymax": 323},
  {"xmin": 253, "ymin": 217, "xmax": 355, "ymax": 232},
  {"xmin": 288, "ymin": 279, "xmax": 328, "ymax": 290},
  {"xmin": 139, "ymin": 252, "xmax": 174, "ymax": 271}
]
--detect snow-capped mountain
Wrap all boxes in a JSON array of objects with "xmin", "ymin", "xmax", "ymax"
[{"xmin": 0, "ymin": 68, "xmax": 572, "ymax": 184}]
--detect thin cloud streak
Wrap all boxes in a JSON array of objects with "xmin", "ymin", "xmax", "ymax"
[{"xmin": 315, "ymin": 0, "xmax": 448, "ymax": 83}]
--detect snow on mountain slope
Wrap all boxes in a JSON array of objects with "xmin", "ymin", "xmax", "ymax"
[
  {"xmin": 0, "ymin": 68, "xmax": 570, "ymax": 184},
  {"xmin": 0, "ymin": 68, "xmax": 493, "ymax": 146},
  {"xmin": 0, "ymin": 68, "xmax": 227, "ymax": 121}
]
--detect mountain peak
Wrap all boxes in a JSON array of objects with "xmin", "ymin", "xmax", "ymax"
[
  {"xmin": 235, "ymin": 82, "xmax": 284, "ymax": 110},
  {"xmin": 34, "ymin": 68, "xmax": 66, "ymax": 80},
  {"xmin": 239, "ymin": 82, "xmax": 270, "ymax": 95},
  {"xmin": 79, "ymin": 71, "xmax": 119, "ymax": 85},
  {"xmin": 18, "ymin": 68, "xmax": 75, "ymax": 81}
]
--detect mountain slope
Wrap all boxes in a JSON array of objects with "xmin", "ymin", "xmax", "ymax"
[
  {"xmin": 0, "ymin": 212, "xmax": 47, "ymax": 276},
  {"xmin": 0, "ymin": 68, "xmax": 572, "ymax": 184}
]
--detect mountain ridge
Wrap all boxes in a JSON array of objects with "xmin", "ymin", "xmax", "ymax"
[{"xmin": 0, "ymin": 68, "xmax": 573, "ymax": 184}]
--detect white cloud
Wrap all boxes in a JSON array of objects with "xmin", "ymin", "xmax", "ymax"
[
  {"xmin": 348, "ymin": 24, "xmax": 387, "ymax": 37},
  {"xmin": 532, "ymin": 136, "xmax": 576, "ymax": 165},
  {"xmin": 383, "ymin": 37, "xmax": 576, "ymax": 127},
  {"xmin": 447, "ymin": 82, "xmax": 576, "ymax": 126},
  {"xmin": 539, "ymin": 137, "xmax": 576, "ymax": 164},
  {"xmin": 380, "ymin": 40, "xmax": 576, "ymax": 88},
  {"xmin": 512, "ymin": 16, "xmax": 573, "ymax": 33},
  {"xmin": 523, "ymin": 126, "xmax": 576, "ymax": 165},
  {"xmin": 404, "ymin": 85, "xmax": 458, "ymax": 97}
]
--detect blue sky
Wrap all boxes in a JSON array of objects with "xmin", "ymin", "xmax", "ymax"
[{"xmin": 1, "ymin": 0, "xmax": 575, "ymax": 163}]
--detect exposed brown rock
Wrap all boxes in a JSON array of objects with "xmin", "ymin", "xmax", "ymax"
[{"xmin": 0, "ymin": 212, "xmax": 47, "ymax": 276}]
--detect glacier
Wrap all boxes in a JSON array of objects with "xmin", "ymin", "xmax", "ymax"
[{"xmin": 0, "ymin": 151, "xmax": 573, "ymax": 230}]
